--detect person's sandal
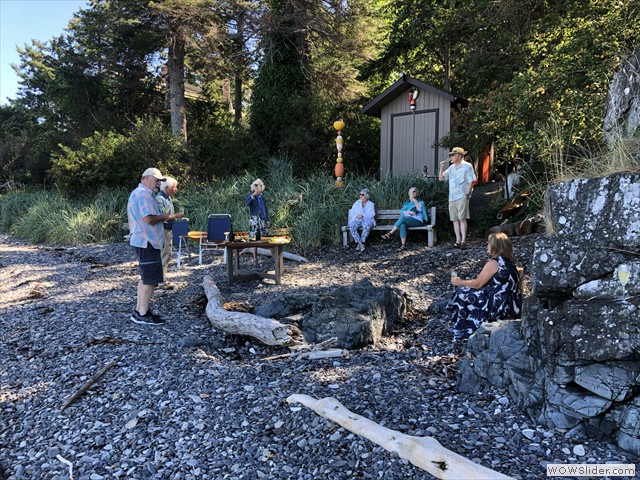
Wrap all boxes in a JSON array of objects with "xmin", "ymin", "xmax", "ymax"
[
  {"xmin": 381, "ymin": 232, "xmax": 394, "ymax": 240},
  {"xmin": 399, "ymin": 244, "xmax": 406, "ymax": 251},
  {"xmin": 459, "ymin": 243, "xmax": 467, "ymax": 250}
]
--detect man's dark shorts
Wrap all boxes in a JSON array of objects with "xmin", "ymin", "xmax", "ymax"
[{"xmin": 133, "ymin": 245, "xmax": 163, "ymax": 285}]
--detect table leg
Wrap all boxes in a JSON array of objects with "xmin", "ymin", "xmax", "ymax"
[
  {"xmin": 274, "ymin": 245, "xmax": 284, "ymax": 285},
  {"xmin": 226, "ymin": 247, "xmax": 234, "ymax": 284}
]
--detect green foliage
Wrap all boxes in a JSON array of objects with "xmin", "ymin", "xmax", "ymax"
[
  {"xmin": 50, "ymin": 118, "xmax": 191, "ymax": 192},
  {"xmin": 367, "ymin": 0, "xmax": 640, "ymax": 167},
  {"xmin": 0, "ymin": 189, "xmax": 127, "ymax": 245},
  {"xmin": 1, "ymin": 158, "xmax": 452, "ymax": 255}
]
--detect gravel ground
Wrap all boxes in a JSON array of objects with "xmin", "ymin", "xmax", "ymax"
[{"xmin": 0, "ymin": 233, "xmax": 638, "ymax": 480}]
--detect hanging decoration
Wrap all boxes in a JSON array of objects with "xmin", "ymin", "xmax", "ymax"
[
  {"xmin": 334, "ymin": 119, "xmax": 346, "ymax": 187},
  {"xmin": 407, "ymin": 88, "xmax": 419, "ymax": 111}
]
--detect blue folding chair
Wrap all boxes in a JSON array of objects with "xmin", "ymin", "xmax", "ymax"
[
  {"xmin": 172, "ymin": 218, "xmax": 190, "ymax": 268},
  {"xmin": 198, "ymin": 214, "xmax": 232, "ymax": 264}
]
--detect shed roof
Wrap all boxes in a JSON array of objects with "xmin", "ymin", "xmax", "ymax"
[{"xmin": 361, "ymin": 73, "xmax": 467, "ymax": 117}]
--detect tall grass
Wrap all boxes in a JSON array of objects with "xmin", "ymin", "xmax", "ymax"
[
  {"xmin": 519, "ymin": 118, "xmax": 640, "ymax": 222},
  {"xmin": 0, "ymin": 189, "xmax": 127, "ymax": 245},
  {"xmin": 0, "ymin": 158, "xmax": 450, "ymax": 254}
]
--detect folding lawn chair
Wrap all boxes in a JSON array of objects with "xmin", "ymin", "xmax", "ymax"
[
  {"xmin": 172, "ymin": 217, "xmax": 190, "ymax": 268},
  {"xmin": 198, "ymin": 213, "xmax": 232, "ymax": 264}
]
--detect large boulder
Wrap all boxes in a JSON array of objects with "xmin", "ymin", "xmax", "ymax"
[
  {"xmin": 544, "ymin": 174, "xmax": 640, "ymax": 247},
  {"xmin": 603, "ymin": 48, "xmax": 640, "ymax": 146},
  {"xmin": 300, "ymin": 279, "xmax": 407, "ymax": 349}
]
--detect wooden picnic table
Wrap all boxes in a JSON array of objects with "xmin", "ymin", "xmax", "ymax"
[{"xmin": 223, "ymin": 236, "xmax": 291, "ymax": 285}]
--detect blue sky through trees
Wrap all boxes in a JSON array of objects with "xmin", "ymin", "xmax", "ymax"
[{"xmin": 0, "ymin": 0, "xmax": 87, "ymax": 105}]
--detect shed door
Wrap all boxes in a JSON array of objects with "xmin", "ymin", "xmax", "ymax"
[{"xmin": 390, "ymin": 109, "xmax": 439, "ymax": 177}]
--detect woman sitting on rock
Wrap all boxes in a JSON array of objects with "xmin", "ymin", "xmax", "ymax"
[
  {"xmin": 348, "ymin": 188, "xmax": 376, "ymax": 252},
  {"xmin": 448, "ymin": 232, "xmax": 523, "ymax": 341},
  {"xmin": 381, "ymin": 186, "xmax": 427, "ymax": 250}
]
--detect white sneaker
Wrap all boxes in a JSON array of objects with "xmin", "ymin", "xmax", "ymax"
[{"xmin": 359, "ymin": 243, "xmax": 366, "ymax": 252}]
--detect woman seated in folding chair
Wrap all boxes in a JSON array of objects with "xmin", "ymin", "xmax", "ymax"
[{"xmin": 245, "ymin": 178, "xmax": 271, "ymax": 263}]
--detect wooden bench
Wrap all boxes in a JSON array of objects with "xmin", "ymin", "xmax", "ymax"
[{"xmin": 341, "ymin": 206, "xmax": 437, "ymax": 247}]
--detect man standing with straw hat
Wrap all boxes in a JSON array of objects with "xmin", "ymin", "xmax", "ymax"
[{"xmin": 439, "ymin": 147, "xmax": 476, "ymax": 250}]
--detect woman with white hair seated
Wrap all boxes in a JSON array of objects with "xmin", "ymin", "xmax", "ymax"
[{"xmin": 348, "ymin": 188, "xmax": 376, "ymax": 252}]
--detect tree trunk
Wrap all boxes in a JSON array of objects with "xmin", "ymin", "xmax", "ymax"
[
  {"xmin": 234, "ymin": 70, "xmax": 243, "ymax": 126},
  {"xmin": 203, "ymin": 276, "xmax": 292, "ymax": 346},
  {"xmin": 233, "ymin": 10, "xmax": 245, "ymax": 126},
  {"xmin": 444, "ymin": 42, "xmax": 451, "ymax": 91},
  {"xmin": 168, "ymin": 28, "xmax": 187, "ymax": 143},
  {"xmin": 286, "ymin": 395, "xmax": 514, "ymax": 480}
]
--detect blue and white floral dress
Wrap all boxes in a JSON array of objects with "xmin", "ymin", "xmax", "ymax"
[{"xmin": 447, "ymin": 256, "xmax": 522, "ymax": 340}]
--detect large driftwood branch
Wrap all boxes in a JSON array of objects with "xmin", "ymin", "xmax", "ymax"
[
  {"xmin": 286, "ymin": 395, "xmax": 514, "ymax": 480},
  {"xmin": 203, "ymin": 276, "xmax": 292, "ymax": 346},
  {"xmin": 61, "ymin": 360, "xmax": 117, "ymax": 413},
  {"xmin": 240, "ymin": 247, "xmax": 308, "ymax": 263}
]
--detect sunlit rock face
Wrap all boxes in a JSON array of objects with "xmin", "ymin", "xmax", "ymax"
[
  {"xmin": 603, "ymin": 48, "xmax": 640, "ymax": 147},
  {"xmin": 457, "ymin": 173, "xmax": 640, "ymax": 455}
]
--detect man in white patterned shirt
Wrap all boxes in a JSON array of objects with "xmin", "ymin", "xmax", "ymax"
[
  {"xmin": 439, "ymin": 147, "xmax": 477, "ymax": 250},
  {"xmin": 127, "ymin": 168, "xmax": 183, "ymax": 325}
]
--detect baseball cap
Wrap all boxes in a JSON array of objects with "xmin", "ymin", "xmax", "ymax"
[{"xmin": 141, "ymin": 168, "xmax": 166, "ymax": 181}]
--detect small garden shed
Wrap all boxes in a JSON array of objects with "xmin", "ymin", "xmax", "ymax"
[{"xmin": 361, "ymin": 74, "xmax": 466, "ymax": 179}]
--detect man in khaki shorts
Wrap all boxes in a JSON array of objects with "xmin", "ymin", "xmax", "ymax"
[{"xmin": 439, "ymin": 147, "xmax": 477, "ymax": 249}]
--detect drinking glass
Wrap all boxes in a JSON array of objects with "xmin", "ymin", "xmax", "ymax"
[
  {"xmin": 451, "ymin": 271, "xmax": 458, "ymax": 289},
  {"xmin": 618, "ymin": 264, "xmax": 630, "ymax": 299}
]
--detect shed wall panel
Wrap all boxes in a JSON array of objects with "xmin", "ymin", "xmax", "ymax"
[{"xmin": 379, "ymin": 87, "xmax": 452, "ymax": 179}]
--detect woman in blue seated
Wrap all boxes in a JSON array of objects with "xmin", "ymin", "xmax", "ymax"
[
  {"xmin": 448, "ymin": 232, "xmax": 523, "ymax": 341},
  {"xmin": 381, "ymin": 186, "xmax": 427, "ymax": 250}
]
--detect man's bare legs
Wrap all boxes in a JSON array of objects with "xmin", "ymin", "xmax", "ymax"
[
  {"xmin": 459, "ymin": 219, "xmax": 468, "ymax": 245},
  {"xmin": 136, "ymin": 282, "xmax": 154, "ymax": 314},
  {"xmin": 453, "ymin": 219, "xmax": 468, "ymax": 244},
  {"xmin": 453, "ymin": 220, "xmax": 462, "ymax": 245}
]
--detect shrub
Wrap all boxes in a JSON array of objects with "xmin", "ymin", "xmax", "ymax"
[{"xmin": 50, "ymin": 118, "xmax": 190, "ymax": 193}]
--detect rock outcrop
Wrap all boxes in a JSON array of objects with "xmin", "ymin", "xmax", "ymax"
[
  {"xmin": 603, "ymin": 48, "xmax": 640, "ymax": 147},
  {"xmin": 254, "ymin": 279, "xmax": 407, "ymax": 349},
  {"xmin": 457, "ymin": 173, "xmax": 640, "ymax": 455}
]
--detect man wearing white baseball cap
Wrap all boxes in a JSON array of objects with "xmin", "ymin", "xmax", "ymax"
[{"xmin": 126, "ymin": 167, "xmax": 183, "ymax": 325}]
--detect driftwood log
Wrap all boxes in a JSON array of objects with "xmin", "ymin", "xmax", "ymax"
[
  {"xmin": 203, "ymin": 276, "xmax": 292, "ymax": 346},
  {"xmin": 239, "ymin": 247, "xmax": 308, "ymax": 263},
  {"xmin": 286, "ymin": 395, "xmax": 514, "ymax": 480}
]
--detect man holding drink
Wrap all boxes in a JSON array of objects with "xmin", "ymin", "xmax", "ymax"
[{"xmin": 439, "ymin": 147, "xmax": 476, "ymax": 250}]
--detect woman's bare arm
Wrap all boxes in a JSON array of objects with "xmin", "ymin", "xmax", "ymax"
[{"xmin": 452, "ymin": 259, "xmax": 498, "ymax": 289}]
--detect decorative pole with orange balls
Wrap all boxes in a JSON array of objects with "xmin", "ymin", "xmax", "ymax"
[{"xmin": 334, "ymin": 119, "xmax": 345, "ymax": 187}]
